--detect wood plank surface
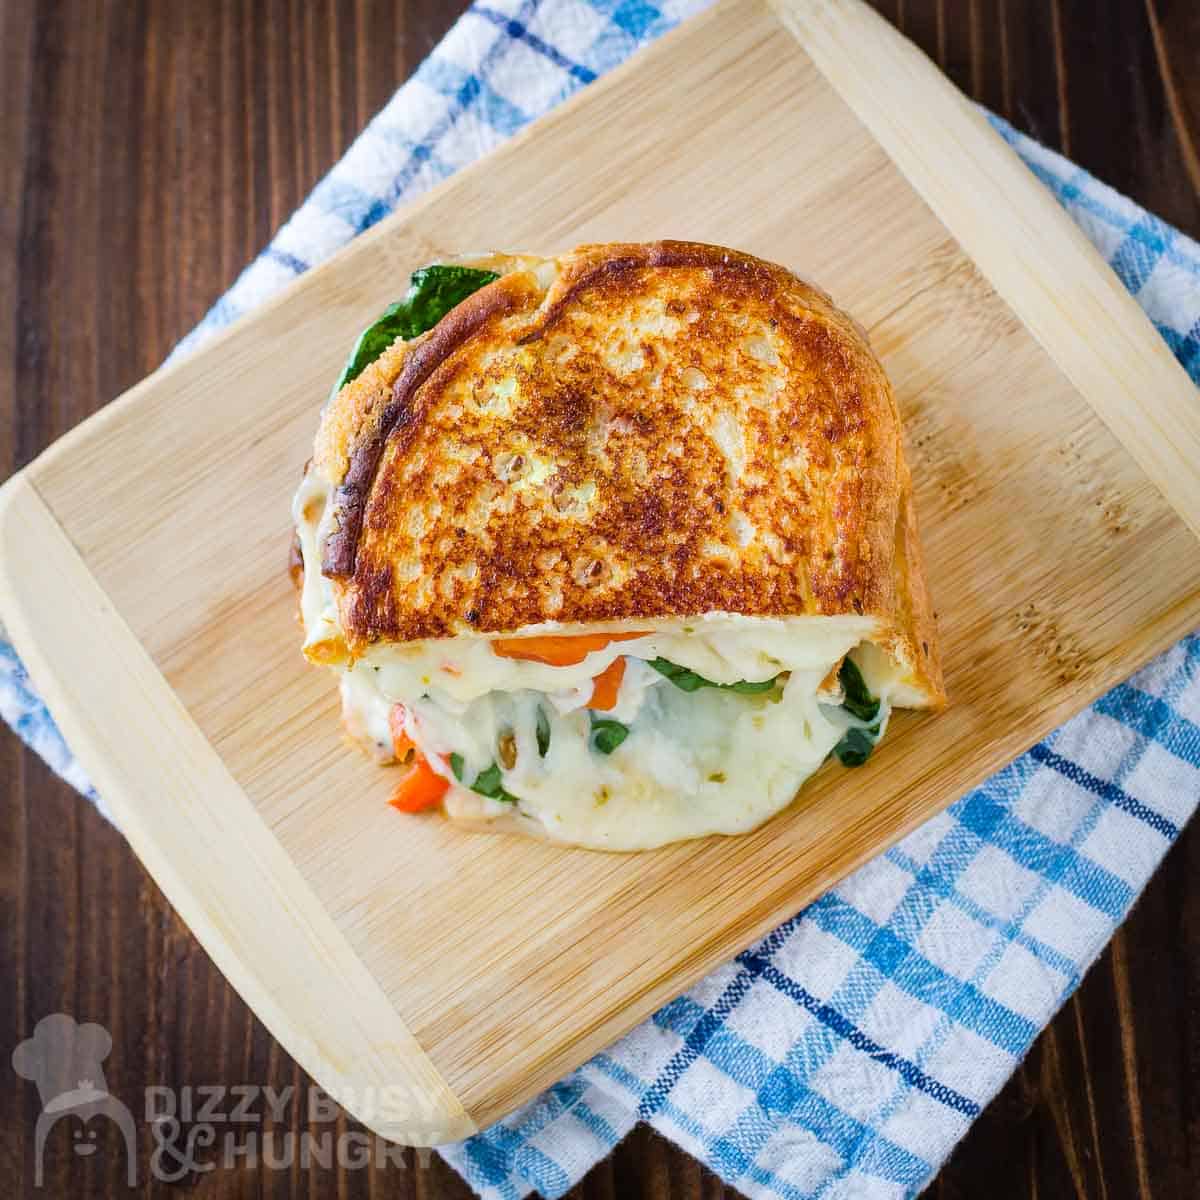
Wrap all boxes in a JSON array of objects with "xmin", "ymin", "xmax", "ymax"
[{"xmin": 1, "ymin": 2, "xmax": 1197, "ymax": 1198}]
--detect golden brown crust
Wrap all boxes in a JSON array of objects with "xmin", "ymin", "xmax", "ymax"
[
  {"xmin": 306, "ymin": 240, "xmax": 943, "ymax": 704},
  {"xmin": 322, "ymin": 269, "xmax": 541, "ymax": 578}
]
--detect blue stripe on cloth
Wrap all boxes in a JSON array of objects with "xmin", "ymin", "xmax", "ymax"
[
  {"xmin": 307, "ymin": 176, "xmax": 394, "ymax": 234},
  {"xmin": 1158, "ymin": 323, "xmax": 1200, "ymax": 378},
  {"xmin": 637, "ymin": 965, "xmax": 756, "ymax": 1118},
  {"xmin": 644, "ymin": 943, "xmax": 981, "ymax": 1124},
  {"xmin": 1027, "ymin": 741, "xmax": 1179, "ymax": 838},
  {"xmin": 367, "ymin": 0, "xmax": 543, "ymax": 211},
  {"xmin": 954, "ymin": 794, "xmax": 1135, "ymax": 920},
  {"xmin": 656, "ymin": 1088, "xmax": 934, "ymax": 1194},
  {"xmin": 803, "ymin": 893, "xmax": 1037, "ymax": 1056},
  {"xmin": 1112, "ymin": 220, "xmax": 1170, "ymax": 293},
  {"xmin": 885, "ymin": 846, "xmax": 1082, "ymax": 982},
  {"xmin": 788, "ymin": 1090, "xmax": 930, "ymax": 1188},
  {"xmin": 608, "ymin": 0, "xmax": 668, "ymax": 38},
  {"xmin": 461, "ymin": 1083, "xmax": 596, "ymax": 1197},
  {"xmin": 584, "ymin": 0, "xmax": 677, "ymax": 36},
  {"xmin": 987, "ymin": 115, "xmax": 1200, "ymax": 278},
  {"xmin": 462, "ymin": 1134, "xmax": 524, "ymax": 1200},
  {"xmin": 1093, "ymin": 682, "xmax": 1200, "ymax": 768},
  {"xmin": 588, "ymin": 1051, "xmax": 654, "ymax": 1103},
  {"xmin": 264, "ymin": 247, "xmax": 309, "ymax": 276},
  {"xmin": 568, "ymin": 1099, "xmax": 622, "ymax": 1147},
  {"xmin": 417, "ymin": 57, "xmax": 534, "ymax": 135},
  {"xmin": 510, "ymin": 1142, "xmax": 571, "ymax": 1196},
  {"xmin": 474, "ymin": 6, "xmax": 598, "ymax": 82},
  {"xmin": 742, "ymin": 955, "xmax": 981, "ymax": 1118}
]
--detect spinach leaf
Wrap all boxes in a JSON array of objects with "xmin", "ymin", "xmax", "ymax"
[
  {"xmin": 724, "ymin": 678, "xmax": 780, "ymax": 694},
  {"xmin": 837, "ymin": 657, "xmax": 880, "ymax": 723},
  {"xmin": 449, "ymin": 753, "xmax": 518, "ymax": 802},
  {"xmin": 330, "ymin": 264, "xmax": 500, "ymax": 399},
  {"xmin": 590, "ymin": 715, "xmax": 629, "ymax": 755},
  {"xmin": 648, "ymin": 657, "xmax": 779, "ymax": 695},
  {"xmin": 833, "ymin": 724, "xmax": 882, "ymax": 768},
  {"xmin": 831, "ymin": 656, "xmax": 883, "ymax": 766},
  {"xmin": 535, "ymin": 707, "xmax": 551, "ymax": 757},
  {"xmin": 468, "ymin": 763, "xmax": 516, "ymax": 801}
]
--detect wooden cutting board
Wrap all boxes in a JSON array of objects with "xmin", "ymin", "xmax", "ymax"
[{"xmin": 2, "ymin": 0, "xmax": 1199, "ymax": 1144}]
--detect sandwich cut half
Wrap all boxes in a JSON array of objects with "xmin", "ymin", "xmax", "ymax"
[{"xmin": 292, "ymin": 240, "xmax": 945, "ymax": 850}]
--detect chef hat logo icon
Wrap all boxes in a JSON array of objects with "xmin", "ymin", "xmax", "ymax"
[{"xmin": 12, "ymin": 1013, "xmax": 137, "ymax": 1186}]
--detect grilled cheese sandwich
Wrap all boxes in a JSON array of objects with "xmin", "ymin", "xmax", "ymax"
[{"xmin": 292, "ymin": 241, "xmax": 944, "ymax": 849}]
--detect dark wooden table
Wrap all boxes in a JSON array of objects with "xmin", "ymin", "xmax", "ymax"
[{"xmin": 3, "ymin": 2, "xmax": 1198, "ymax": 1197}]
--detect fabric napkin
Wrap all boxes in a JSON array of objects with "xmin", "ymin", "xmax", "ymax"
[{"xmin": 4, "ymin": 1, "xmax": 1200, "ymax": 1196}]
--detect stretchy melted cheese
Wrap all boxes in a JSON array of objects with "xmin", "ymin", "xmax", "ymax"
[
  {"xmin": 292, "ymin": 241, "xmax": 945, "ymax": 849},
  {"xmin": 344, "ymin": 643, "xmax": 894, "ymax": 850}
]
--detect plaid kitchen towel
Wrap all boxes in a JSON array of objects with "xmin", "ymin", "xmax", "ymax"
[{"xmin": 4, "ymin": 1, "xmax": 1200, "ymax": 1197}]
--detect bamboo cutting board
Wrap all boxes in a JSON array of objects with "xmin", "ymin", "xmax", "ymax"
[{"xmin": 3, "ymin": 0, "xmax": 1200, "ymax": 1144}]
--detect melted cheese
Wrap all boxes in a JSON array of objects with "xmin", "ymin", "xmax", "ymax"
[
  {"xmin": 355, "ymin": 613, "xmax": 878, "ymax": 706},
  {"xmin": 292, "ymin": 474, "xmax": 342, "ymax": 659},
  {"xmin": 423, "ymin": 671, "xmax": 888, "ymax": 849}
]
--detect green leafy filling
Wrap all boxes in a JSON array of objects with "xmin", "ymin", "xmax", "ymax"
[
  {"xmin": 330, "ymin": 264, "xmax": 500, "ymax": 400},
  {"xmin": 535, "ymin": 707, "xmax": 551, "ymax": 757},
  {"xmin": 832, "ymin": 657, "xmax": 884, "ymax": 767},
  {"xmin": 832, "ymin": 725, "xmax": 882, "ymax": 767},
  {"xmin": 589, "ymin": 715, "xmax": 629, "ymax": 755},
  {"xmin": 837, "ymin": 656, "xmax": 880, "ymax": 723},
  {"xmin": 449, "ymin": 752, "xmax": 519, "ymax": 803},
  {"xmin": 648, "ymin": 658, "xmax": 780, "ymax": 695}
]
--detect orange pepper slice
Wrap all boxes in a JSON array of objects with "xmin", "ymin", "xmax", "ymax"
[
  {"xmin": 588, "ymin": 656, "xmax": 626, "ymax": 711},
  {"xmin": 491, "ymin": 631, "xmax": 649, "ymax": 666},
  {"xmin": 388, "ymin": 752, "xmax": 449, "ymax": 813}
]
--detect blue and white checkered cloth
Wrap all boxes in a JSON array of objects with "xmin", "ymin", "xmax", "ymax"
[{"xmin": 4, "ymin": 2, "xmax": 1199, "ymax": 1196}]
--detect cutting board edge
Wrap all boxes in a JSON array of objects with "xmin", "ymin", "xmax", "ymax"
[
  {"xmin": 0, "ymin": 471, "xmax": 475, "ymax": 1148},
  {"xmin": 773, "ymin": 0, "xmax": 1200, "ymax": 545}
]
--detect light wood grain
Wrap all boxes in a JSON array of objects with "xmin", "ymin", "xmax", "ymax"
[
  {"xmin": 0, "ymin": 474, "xmax": 473, "ymax": 1147},
  {"xmin": 772, "ymin": 0, "xmax": 1200, "ymax": 543},
  {"xmin": 2, "ymin": 0, "xmax": 1199, "ymax": 1138}
]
